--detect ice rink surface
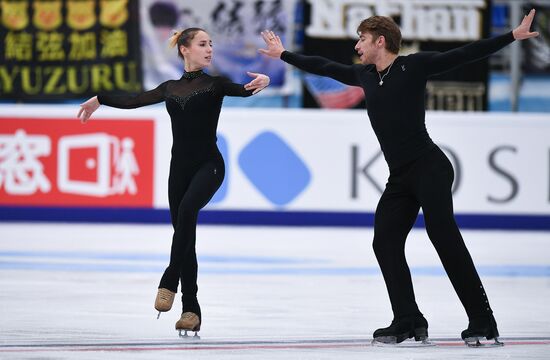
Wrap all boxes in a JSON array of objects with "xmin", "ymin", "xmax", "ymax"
[{"xmin": 1, "ymin": 222, "xmax": 549, "ymax": 359}]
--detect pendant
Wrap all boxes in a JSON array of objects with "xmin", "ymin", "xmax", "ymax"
[{"xmin": 379, "ymin": 80, "xmax": 383, "ymax": 86}]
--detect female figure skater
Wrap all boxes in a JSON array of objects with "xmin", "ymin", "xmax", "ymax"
[
  {"xmin": 259, "ymin": 10, "xmax": 538, "ymax": 346},
  {"xmin": 78, "ymin": 28, "xmax": 270, "ymax": 337}
]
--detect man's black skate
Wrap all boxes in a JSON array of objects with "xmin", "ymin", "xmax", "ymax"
[
  {"xmin": 372, "ymin": 315, "xmax": 432, "ymax": 346},
  {"xmin": 461, "ymin": 314, "xmax": 503, "ymax": 347}
]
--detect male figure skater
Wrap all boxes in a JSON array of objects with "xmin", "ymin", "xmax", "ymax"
[{"xmin": 259, "ymin": 9, "xmax": 539, "ymax": 346}]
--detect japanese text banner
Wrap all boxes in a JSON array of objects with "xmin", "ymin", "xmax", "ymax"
[
  {"xmin": 0, "ymin": 118, "xmax": 154, "ymax": 207},
  {"xmin": 0, "ymin": 0, "xmax": 142, "ymax": 101}
]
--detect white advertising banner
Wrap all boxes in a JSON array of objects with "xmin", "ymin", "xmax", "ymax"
[
  {"xmin": 208, "ymin": 110, "xmax": 550, "ymax": 215},
  {"xmin": 305, "ymin": 0, "xmax": 486, "ymax": 40}
]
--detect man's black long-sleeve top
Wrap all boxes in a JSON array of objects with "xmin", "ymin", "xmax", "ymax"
[{"xmin": 281, "ymin": 32, "xmax": 515, "ymax": 170}]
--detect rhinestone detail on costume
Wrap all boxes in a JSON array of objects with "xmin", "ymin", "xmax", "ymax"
[
  {"xmin": 182, "ymin": 70, "xmax": 204, "ymax": 79},
  {"xmin": 168, "ymin": 86, "xmax": 214, "ymax": 110}
]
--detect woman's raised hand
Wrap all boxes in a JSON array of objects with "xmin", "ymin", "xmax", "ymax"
[{"xmin": 77, "ymin": 96, "xmax": 100, "ymax": 124}]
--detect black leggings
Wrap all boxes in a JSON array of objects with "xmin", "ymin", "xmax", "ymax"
[
  {"xmin": 159, "ymin": 156, "xmax": 225, "ymax": 315},
  {"xmin": 373, "ymin": 146, "xmax": 493, "ymax": 321}
]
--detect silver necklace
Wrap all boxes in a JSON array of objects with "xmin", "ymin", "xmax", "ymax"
[{"xmin": 377, "ymin": 59, "xmax": 395, "ymax": 86}]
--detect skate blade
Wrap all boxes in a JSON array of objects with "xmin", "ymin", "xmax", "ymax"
[
  {"xmin": 178, "ymin": 329, "xmax": 201, "ymax": 340},
  {"xmin": 372, "ymin": 338, "xmax": 435, "ymax": 348},
  {"xmin": 464, "ymin": 337, "xmax": 504, "ymax": 348}
]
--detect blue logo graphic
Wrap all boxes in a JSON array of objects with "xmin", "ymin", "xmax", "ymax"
[
  {"xmin": 238, "ymin": 131, "xmax": 311, "ymax": 206},
  {"xmin": 210, "ymin": 135, "xmax": 228, "ymax": 203}
]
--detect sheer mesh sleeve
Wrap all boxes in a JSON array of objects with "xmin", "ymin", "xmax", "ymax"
[{"xmin": 97, "ymin": 81, "xmax": 168, "ymax": 109}]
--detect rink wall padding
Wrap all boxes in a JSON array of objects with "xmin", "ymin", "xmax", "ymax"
[
  {"xmin": 1, "ymin": 105, "xmax": 549, "ymax": 230},
  {"xmin": 1, "ymin": 206, "xmax": 549, "ymax": 231}
]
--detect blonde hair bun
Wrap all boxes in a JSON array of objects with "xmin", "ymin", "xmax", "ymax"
[{"xmin": 169, "ymin": 29, "xmax": 184, "ymax": 48}]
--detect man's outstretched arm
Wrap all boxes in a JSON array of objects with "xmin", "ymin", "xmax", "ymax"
[
  {"xmin": 258, "ymin": 30, "xmax": 361, "ymax": 87},
  {"xmin": 423, "ymin": 8, "xmax": 539, "ymax": 76}
]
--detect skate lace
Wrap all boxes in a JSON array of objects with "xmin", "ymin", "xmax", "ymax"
[
  {"xmin": 182, "ymin": 312, "xmax": 196, "ymax": 320},
  {"xmin": 158, "ymin": 289, "xmax": 174, "ymax": 302}
]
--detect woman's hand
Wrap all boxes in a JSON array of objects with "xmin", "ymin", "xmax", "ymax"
[
  {"xmin": 244, "ymin": 72, "xmax": 270, "ymax": 94},
  {"xmin": 77, "ymin": 96, "xmax": 100, "ymax": 123},
  {"xmin": 513, "ymin": 9, "xmax": 539, "ymax": 40},
  {"xmin": 258, "ymin": 30, "xmax": 285, "ymax": 59}
]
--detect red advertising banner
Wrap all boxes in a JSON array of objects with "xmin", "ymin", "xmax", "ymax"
[{"xmin": 0, "ymin": 117, "xmax": 154, "ymax": 207}]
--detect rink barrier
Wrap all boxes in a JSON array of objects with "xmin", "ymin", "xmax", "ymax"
[
  {"xmin": 2, "ymin": 108, "xmax": 549, "ymax": 222},
  {"xmin": 0, "ymin": 206, "xmax": 549, "ymax": 230}
]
